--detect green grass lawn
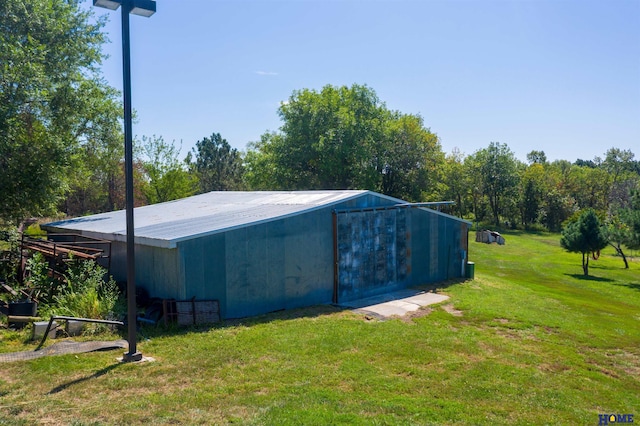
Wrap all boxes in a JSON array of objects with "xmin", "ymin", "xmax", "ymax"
[{"xmin": 1, "ymin": 231, "xmax": 638, "ymax": 425}]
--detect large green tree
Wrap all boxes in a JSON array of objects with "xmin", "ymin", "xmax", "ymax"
[
  {"xmin": 63, "ymin": 82, "xmax": 124, "ymax": 215},
  {"xmin": 140, "ymin": 136, "xmax": 196, "ymax": 204},
  {"xmin": 463, "ymin": 154, "xmax": 486, "ymax": 224},
  {"xmin": 566, "ymin": 165, "xmax": 611, "ymax": 213},
  {"xmin": 244, "ymin": 84, "xmax": 443, "ymax": 200},
  {"xmin": 519, "ymin": 163, "xmax": 546, "ymax": 228},
  {"xmin": 441, "ymin": 148, "xmax": 471, "ymax": 219},
  {"xmin": 560, "ymin": 209, "xmax": 608, "ymax": 276},
  {"xmin": 602, "ymin": 147, "xmax": 635, "ymax": 184},
  {"xmin": 526, "ymin": 150, "xmax": 548, "ymax": 165},
  {"xmin": 543, "ymin": 189, "xmax": 577, "ymax": 232},
  {"xmin": 469, "ymin": 142, "xmax": 521, "ymax": 227},
  {"xmin": 542, "ymin": 160, "xmax": 578, "ymax": 231},
  {"xmin": 243, "ymin": 132, "xmax": 280, "ymax": 190},
  {"xmin": 248, "ymin": 84, "xmax": 385, "ymax": 190},
  {"xmin": 0, "ymin": 0, "xmax": 113, "ymax": 224},
  {"xmin": 378, "ymin": 113, "xmax": 443, "ymax": 201}
]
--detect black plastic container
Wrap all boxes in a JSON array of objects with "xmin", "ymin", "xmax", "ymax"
[{"xmin": 8, "ymin": 300, "xmax": 37, "ymax": 329}]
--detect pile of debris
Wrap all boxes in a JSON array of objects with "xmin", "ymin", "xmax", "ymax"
[
  {"xmin": 476, "ymin": 230, "xmax": 505, "ymax": 245},
  {"xmin": 1, "ymin": 233, "xmax": 111, "ymax": 304},
  {"xmin": 1, "ymin": 231, "xmax": 112, "ymax": 333}
]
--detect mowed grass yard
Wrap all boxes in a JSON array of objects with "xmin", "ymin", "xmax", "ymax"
[{"xmin": 1, "ymin": 231, "xmax": 639, "ymax": 425}]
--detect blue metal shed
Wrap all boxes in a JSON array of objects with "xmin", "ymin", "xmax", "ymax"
[{"xmin": 44, "ymin": 191, "xmax": 470, "ymax": 319}]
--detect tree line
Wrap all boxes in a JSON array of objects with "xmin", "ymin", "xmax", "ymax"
[{"xmin": 2, "ymin": 0, "xmax": 639, "ymax": 265}]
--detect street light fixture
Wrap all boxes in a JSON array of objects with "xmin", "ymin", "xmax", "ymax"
[
  {"xmin": 93, "ymin": 0, "xmax": 156, "ymax": 362},
  {"xmin": 94, "ymin": 0, "xmax": 156, "ymax": 16}
]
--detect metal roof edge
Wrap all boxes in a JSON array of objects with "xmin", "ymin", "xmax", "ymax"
[
  {"xmin": 331, "ymin": 194, "xmax": 472, "ymax": 225},
  {"xmin": 417, "ymin": 207, "xmax": 473, "ymax": 225},
  {"xmin": 167, "ymin": 190, "xmax": 372, "ymax": 247},
  {"xmin": 361, "ymin": 190, "xmax": 406, "ymax": 204},
  {"xmin": 42, "ymin": 224, "xmax": 175, "ymax": 249}
]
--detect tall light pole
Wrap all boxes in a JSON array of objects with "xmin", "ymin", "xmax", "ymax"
[{"xmin": 93, "ymin": 0, "xmax": 156, "ymax": 362}]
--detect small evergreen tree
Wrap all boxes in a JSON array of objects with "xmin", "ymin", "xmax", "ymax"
[
  {"xmin": 189, "ymin": 133, "xmax": 244, "ymax": 193},
  {"xmin": 560, "ymin": 209, "xmax": 608, "ymax": 276}
]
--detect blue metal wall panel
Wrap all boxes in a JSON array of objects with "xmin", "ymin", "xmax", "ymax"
[
  {"xmin": 74, "ymin": 239, "xmax": 184, "ymax": 303},
  {"xmin": 409, "ymin": 208, "xmax": 468, "ymax": 285},
  {"xmin": 224, "ymin": 224, "xmax": 285, "ymax": 318},
  {"xmin": 107, "ymin": 240, "xmax": 182, "ymax": 299},
  {"xmin": 108, "ymin": 241, "xmax": 126, "ymax": 283},
  {"xmin": 223, "ymin": 207, "xmax": 335, "ymax": 318},
  {"xmin": 179, "ymin": 233, "xmax": 228, "ymax": 315},
  {"xmin": 282, "ymin": 208, "xmax": 334, "ymax": 310}
]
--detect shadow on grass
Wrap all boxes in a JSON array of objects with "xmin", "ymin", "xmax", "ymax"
[
  {"xmin": 614, "ymin": 282, "xmax": 640, "ymax": 292},
  {"xmin": 48, "ymin": 362, "xmax": 122, "ymax": 394},
  {"xmin": 138, "ymin": 279, "xmax": 469, "ymax": 340},
  {"xmin": 138, "ymin": 304, "xmax": 348, "ymax": 340},
  {"xmin": 565, "ymin": 273, "xmax": 614, "ymax": 282}
]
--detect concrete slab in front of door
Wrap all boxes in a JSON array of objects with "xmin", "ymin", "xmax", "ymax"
[{"xmin": 339, "ymin": 289, "xmax": 449, "ymax": 319}]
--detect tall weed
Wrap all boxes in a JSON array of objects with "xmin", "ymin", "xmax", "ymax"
[
  {"xmin": 42, "ymin": 259, "xmax": 121, "ymax": 333},
  {"xmin": 24, "ymin": 251, "xmax": 58, "ymax": 302}
]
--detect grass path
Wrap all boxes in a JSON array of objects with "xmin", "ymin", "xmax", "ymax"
[{"xmin": 0, "ymin": 231, "xmax": 638, "ymax": 425}]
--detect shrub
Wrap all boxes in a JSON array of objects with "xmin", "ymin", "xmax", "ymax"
[
  {"xmin": 39, "ymin": 259, "xmax": 121, "ymax": 333},
  {"xmin": 58, "ymin": 260, "xmax": 119, "ymax": 315},
  {"xmin": 24, "ymin": 251, "xmax": 58, "ymax": 303}
]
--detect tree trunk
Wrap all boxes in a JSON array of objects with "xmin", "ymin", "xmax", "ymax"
[
  {"xmin": 609, "ymin": 242, "xmax": 629, "ymax": 269},
  {"xmin": 582, "ymin": 252, "xmax": 589, "ymax": 276},
  {"xmin": 621, "ymin": 251, "xmax": 629, "ymax": 269}
]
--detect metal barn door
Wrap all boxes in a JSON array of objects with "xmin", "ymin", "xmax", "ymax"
[{"xmin": 333, "ymin": 208, "xmax": 410, "ymax": 303}]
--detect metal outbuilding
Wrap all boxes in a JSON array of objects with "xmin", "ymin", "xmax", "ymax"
[{"xmin": 44, "ymin": 191, "xmax": 471, "ymax": 319}]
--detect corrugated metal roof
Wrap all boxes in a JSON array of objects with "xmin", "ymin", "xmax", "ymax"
[{"xmin": 44, "ymin": 190, "xmax": 370, "ymax": 248}]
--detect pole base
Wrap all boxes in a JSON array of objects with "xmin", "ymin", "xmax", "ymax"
[{"xmin": 122, "ymin": 351, "xmax": 143, "ymax": 362}]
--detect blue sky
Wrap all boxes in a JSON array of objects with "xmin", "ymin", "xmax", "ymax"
[{"xmin": 91, "ymin": 0, "xmax": 640, "ymax": 163}]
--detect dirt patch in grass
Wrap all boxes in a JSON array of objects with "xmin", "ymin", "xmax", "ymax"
[
  {"xmin": 491, "ymin": 325, "xmax": 549, "ymax": 342},
  {"xmin": 394, "ymin": 307, "xmax": 433, "ymax": 324},
  {"xmin": 442, "ymin": 304, "xmax": 463, "ymax": 316},
  {"xmin": 0, "ymin": 369, "xmax": 17, "ymax": 386},
  {"xmin": 599, "ymin": 367, "xmax": 621, "ymax": 378},
  {"xmin": 587, "ymin": 349, "xmax": 640, "ymax": 380},
  {"xmin": 493, "ymin": 328, "xmax": 520, "ymax": 339},
  {"xmin": 358, "ymin": 313, "xmax": 382, "ymax": 322},
  {"xmin": 609, "ymin": 350, "xmax": 640, "ymax": 378}
]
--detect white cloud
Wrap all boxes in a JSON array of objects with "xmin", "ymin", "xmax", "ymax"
[{"xmin": 255, "ymin": 70, "xmax": 279, "ymax": 76}]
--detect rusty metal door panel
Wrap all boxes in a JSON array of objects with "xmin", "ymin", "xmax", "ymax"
[{"xmin": 336, "ymin": 208, "xmax": 409, "ymax": 303}]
